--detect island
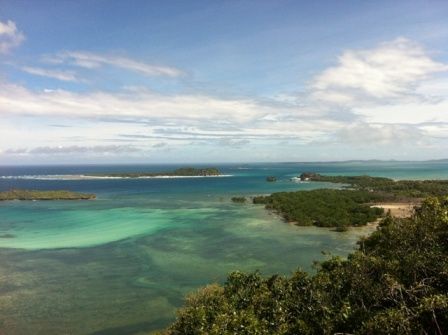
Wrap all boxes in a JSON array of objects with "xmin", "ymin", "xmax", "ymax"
[
  {"xmin": 299, "ymin": 172, "xmax": 448, "ymax": 197},
  {"xmin": 88, "ymin": 167, "xmax": 221, "ymax": 178},
  {"xmin": 266, "ymin": 176, "xmax": 277, "ymax": 182},
  {"xmin": 0, "ymin": 189, "xmax": 96, "ymax": 201},
  {"xmin": 248, "ymin": 173, "xmax": 448, "ymax": 229},
  {"xmin": 231, "ymin": 196, "xmax": 247, "ymax": 203},
  {"xmin": 253, "ymin": 189, "xmax": 385, "ymax": 230}
]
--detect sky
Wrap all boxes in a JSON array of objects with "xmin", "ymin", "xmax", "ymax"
[{"xmin": 1, "ymin": 0, "xmax": 448, "ymax": 164}]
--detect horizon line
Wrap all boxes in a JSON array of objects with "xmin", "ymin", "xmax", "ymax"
[{"xmin": 1, "ymin": 158, "xmax": 447, "ymax": 167}]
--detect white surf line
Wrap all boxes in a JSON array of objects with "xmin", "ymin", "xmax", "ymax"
[{"xmin": 0, "ymin": 174, "xmax": 234, "ymax": 180}]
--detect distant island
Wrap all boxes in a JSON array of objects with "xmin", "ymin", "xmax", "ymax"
[
  {"xmin": 299, "ymin": 172, "xmax": 448, "ymax": 197},
  {"xmin": 88, "ymin": 167, "xmax": 221, "ymax": 178},
  {"xmin": 231, "ymin": 196, "xmax": 247, "ymax": 203},
  {"xmin": 0, "ymin": 189, "xmax": 96, "ymax": 201}
]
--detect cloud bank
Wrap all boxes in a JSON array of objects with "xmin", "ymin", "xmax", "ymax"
[
  {"xmin": 6, "ymin": 145, "xmax": 142, "ymax": 155},
  {"xmin": 2, "ymin": 34, "xmax": 448, "ymax": 162},
  {"xmin": 311, "ymin": 38, "xmax": 448, "ymax": 107}
]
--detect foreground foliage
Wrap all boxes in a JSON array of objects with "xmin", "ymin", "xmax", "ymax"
[
  {"xmin": 166, "ymin": 197, "xmax": 448, "ymax": 334},
  {"xmin": 253, "ymin": 189, "xmax": 385, "ymax": 228},
  {"xmin": 0, "ymin": 189, "xmax": 96, "ymax": 200}
]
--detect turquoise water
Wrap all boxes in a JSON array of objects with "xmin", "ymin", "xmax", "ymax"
[{"xmin": 0, "ymin": 161, "xmax": 447, "ymax": 334}]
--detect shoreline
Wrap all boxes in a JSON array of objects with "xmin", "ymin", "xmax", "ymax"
[{"xmin": 371, "ymin": 201, "xmax": 419, "ymax": 218}]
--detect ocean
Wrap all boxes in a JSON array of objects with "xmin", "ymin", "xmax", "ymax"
[{"xmin": 0, "ymin": 161, "xmax": 447, "ymax": 334}]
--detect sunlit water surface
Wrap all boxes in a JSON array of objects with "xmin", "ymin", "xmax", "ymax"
[{"xmin": 1, "ymin": 161, "xmax": 447, "ymax": 334}]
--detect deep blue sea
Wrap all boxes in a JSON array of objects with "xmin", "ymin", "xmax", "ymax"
[{"xmin": 0, "ymin": 161, "xmax": 447, "ymax": 334}]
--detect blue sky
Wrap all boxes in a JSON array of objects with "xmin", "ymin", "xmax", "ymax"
[{"xmin": 1, "ymin": 0, "xmax": 448, "ymax": 164}]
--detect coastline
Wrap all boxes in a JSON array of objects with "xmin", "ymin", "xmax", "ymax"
[
  {"xmin": 1, "ymin": 163, "xmax": 447, "ymax": 334},
  {"xmin": 371, "ymin": 202, "xmax": 419, "ymax": 218}
]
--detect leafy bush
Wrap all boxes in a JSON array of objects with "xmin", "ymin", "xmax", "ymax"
[{"xmin": 231, "ymin": 197, "xmax": 247, "ymax": 203}]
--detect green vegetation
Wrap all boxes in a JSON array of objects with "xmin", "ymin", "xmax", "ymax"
[
  {"xmin": 231, "ymin": 197, "xmax": 247, "ymax": 203},
  {"xmin": 0, "ymin": 189, "xmax": 96, "ymax": 201},
  {"xmin": 90, "ymin": 167, "xmax": 221, "ymax": 178},
  {"xmin": 266, "ymin": 176, "xmax": 277, "ymax": 182},
  {"xmin": 253, "ymin": 189, "xmax": 385, "ymax": 227},
  {"xmin": 162, "ymin": 175, "xmax": 448, "ymax": 333},
  {"xmin": 250, "ymin": 173, "xmax": 448, "ymax": 228},
  {"xmin": 165, "ymin": 197, "xmax": 448, "ymax": 334},
  {"xmin": 300, "ymin": 172, "xmax": 448, "ymax": 198}
]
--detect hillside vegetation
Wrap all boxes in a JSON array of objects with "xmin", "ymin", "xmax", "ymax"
[{"xmin": 164, "ymin": 197, "xmax": 448, "ymax": 335}]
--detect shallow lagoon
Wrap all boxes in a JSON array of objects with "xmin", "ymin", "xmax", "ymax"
[{"xmin": 1, "ymin": 162, "xmax": 447, "ymax": 334}]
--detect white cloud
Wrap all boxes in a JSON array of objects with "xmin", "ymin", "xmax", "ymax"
[
  {"xmin": 0, "ymin": 80, "xmax": 338, "ymax": 161},
  {"xmin": 0, "ymin": 20, "xmax": 25, "ymax": 54},
  {"xmin": 31, "ymin": 145, "xmax": 141, "ymax": 155},
  {"xmin": 21, "ymin": 66, "xmax": 79, "ymax": 82},
  {"xmin": 0, "ymin": 81, "xmax": 285, "ymax": 123},
  {"xmin": 46, "ymin": 51, "xmax": 184, "ymax": 77},
  {"xmin": 5, "ymin": 145, "xmax": 144, "ymax": 157},
  {"xmin": 301, "ymin": 38, "xmax": 448, "ymax": 148},
  {"xmin": 334, "ymin": 123, "xmax": 427, "ymax": 146},
  {"xmin": 354, "ymin": 99, "xmax": 448, "ymax": 125},
  {"xmin": 311, "ymin": 38, "xmax": 448, "ymax": 106}
]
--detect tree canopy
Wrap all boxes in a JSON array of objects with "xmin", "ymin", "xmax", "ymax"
[{"xmin": 253, "ymin": 189, "xmax": 386, "ymax": 228}]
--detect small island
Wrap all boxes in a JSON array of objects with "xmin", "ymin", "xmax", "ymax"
[
  {"xmin": 253, "ymin": 189, "xmax": 385, "ymax": 229},
  {"xmin": 266, "ymin": 176, "xmax": 277, "ymax": 182},
  {"xmin": 231, "ymin": 196, "xmax": 247, "ymax": 203},
  {"xmin": 88, "ymin": 167, "xmax": 221, "ymax": 178},
  {"xmin": 0, "ymin": 189, "xmax": 96, "ymax": 201}
]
